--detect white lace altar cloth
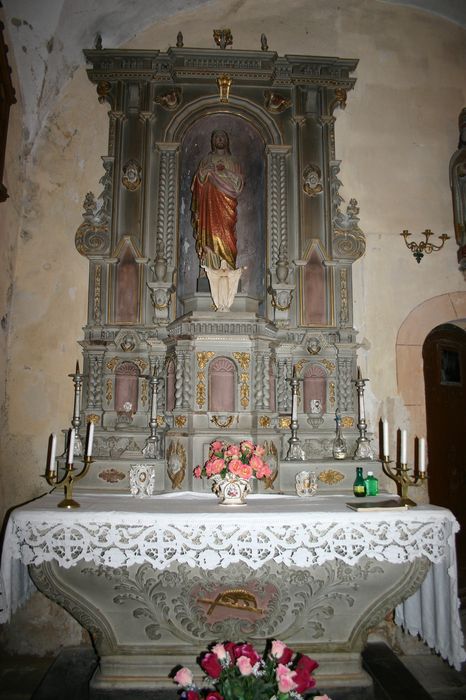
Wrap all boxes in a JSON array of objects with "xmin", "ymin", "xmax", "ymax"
[{"xmin": 0, "ymin": 491, "xmax": 464, "ymax": 669}]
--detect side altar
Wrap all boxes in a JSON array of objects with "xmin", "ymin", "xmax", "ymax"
[
  {"xmin": 21, "ymin": 30, "xmax": 466, "ymax": 700},
  {"xmin": 69, "ymin": 31, "xmax": 370, "ymax": 494},
  {"xmin": 1, "ymin": 492, "xmax": 465, "ymax": 698}
]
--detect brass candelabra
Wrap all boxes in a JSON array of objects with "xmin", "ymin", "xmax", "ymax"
[
  {"xmin": 45, "ymin": 455, "xmax": 93, "ymax": 509},
  {"xmin": 381, "ymin": 457, "xmax": 427, "ymax": 507},
  {"xmin": 400, "ymin": 229, "xmax": 450, "ymax": 264}
]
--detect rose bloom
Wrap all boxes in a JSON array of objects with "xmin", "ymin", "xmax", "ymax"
[
  {"xmin": 237, "ymin": 656, "xmax": 254, "ymax": 676},
  {"xmin": 293, "ymin": 666, "xmax": 317, "ymax": 694},
  {"xmin": 270, "ymin": 640, "xmax": 293, "ymax": 665},
  {"xmin": 225, "ymin": 444, "xmax": 240, "ymax": 457},
  {"xmin": 255, "ymin": 463, "xmax": 272, "ymax": 479},
  {"xmin": 181, "ymin": 691, "xmax": 201, "ymax": 700},
  {"xmin": 210, "ymin": 440, "xmax": 224, "ymax": 454},
  {"xmin": 276, "ymin": 664, "xmax": 298, "ymax": 693},
  {"xmin": 240, "ymin": 440, "xmax": 255, "ymax": 453},
  {"xmin": 231, "ymin": 643, "xmax": 261, "ymax": 665},
  {"xmin": 174, "ymin": 667, "xmax": 193, "ymax": 687},
  {"xmin": 295, "ymin": 654, "xmax": 319, "ymax": 674},
  {"xmin": 314, "ymin": 696, "xmax": 332, "ymax": 700},
  {"xmin": 209, "ymin": 458, "xmax": 225, "ymax": 475},
  {"xmin": 205, "ymin": 692, "xmax": 224, "ymax": 700},
  {"xmin": 193, "ymin": 466, "xmax": 202, "ymax": 479},
  {"xmin": 237, "ymin": 463, "xmax": 253, "ymax": 480},
  {"xmin": 249, "ymin": 455, "xmax": 264, "ymax": 471},
  {"xmin": 228, "ymin": 459, "xmax": 244, "ymax": 476},
  {"xmin": 211, "ymin": 643, "xmax": 227, "ymax": 661},
  {"xmin": 253, "ymin": 444, "xmax": 266, "ymax": 457},
  {"xmin": 199, "ymin": 652, "xmax": 222, "ymax": 679}
]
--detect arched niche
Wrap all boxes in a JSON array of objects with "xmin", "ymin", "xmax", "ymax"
[
  {"xmin": 300, "ymin": 244, "xmax": 331, "ymax": 326},
  {"xmin": 112, "ymin": 237, "xmax": 143, "ymax": 324},
  {"xmin": 115, "ymin": 361, "xmax": 139, "ymax": 414},
  {"xmin": 162, "ymin": 95, "xmax": 284, "ymax": 314},
  {"xmin": 303, "ymin": 363, "xmax": 327, "ymax": 415},
  {"xmin": 208, "ymin": 357, "xmax": 237, "ymax": 412}
]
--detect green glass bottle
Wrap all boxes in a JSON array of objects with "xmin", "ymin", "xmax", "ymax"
[
  {"xmin": 353, "ymin": 467, "xmax": 366, "ymax": 497},
  {"xmin": 364, "ymin": 471, "xmax": 379, "ymax": 496}
]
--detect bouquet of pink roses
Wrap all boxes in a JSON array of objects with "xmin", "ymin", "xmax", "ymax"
[
  {"xmin": 193, "ymin": 440, "xmax": 272, "ymax": 482},
  {"xmin": 173, "ymin": 639, "xmax": 332, "ymax": 700}
]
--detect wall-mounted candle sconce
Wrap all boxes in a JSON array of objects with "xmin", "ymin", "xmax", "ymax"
[{"xmin": 401, "ymin": 229, "xmax": 450, "ymax": 263}]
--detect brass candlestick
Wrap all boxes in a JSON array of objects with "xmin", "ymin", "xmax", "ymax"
[
  {"xmin": 45, "ymin": 455, "xmax": 93, "ymax": 509},
  {"xmin": 381, "ymin": 457, "xmax": 427, "ymax": 507},
  {"xmin": 285, "ymin": 370, "xmax": 305, "ymax": 461}
]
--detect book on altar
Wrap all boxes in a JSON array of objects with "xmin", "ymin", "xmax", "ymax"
[{"xmin": 346, "ymin": 499, "xmax": 411, "ymax": 512}]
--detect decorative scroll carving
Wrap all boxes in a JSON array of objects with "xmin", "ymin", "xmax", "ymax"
[
  {"xmin": 211, "ymin": 415, "xmax": 234, "ymax": 428},
  {"xmin": 213, "ymin": 28, "xmax": 233, "ymax": 50},
  {"xmin": 279, "ymin": 416, "xmax": 291, "ymax": 429},
  {"xmin": 340, "ymin": 268, "xmax": 349, "ymax": 324},
  {"xmin": 321, "ymin": 359, "xmax": 335, "ymax": 373},
  {"xmin": 75, "ymin": 159, "xmax": 113, "ymax": 257},
  {"xmin": 88, "ymin": 355, "xmax": 104, "ymax": 409},
  {"xmin": 98, "ymin": 468, "xmax": 126, "ymax": 483},
  {"xmin": 329, "ymin": 87, "xmax": 347, "ymax": 114},
  {"xmin": 167, "ymin": 441, "xmax": 186, "ymax": 490},
  {"xmin": 263, "ymin": 441, "xmax": 278, "ymax": 490},
  {"xmin": 105, "ymin": 379, "xmax": 113, "ymax": 403},
  {"xmin": 329, "ymin": 381, "xmax": 336, "ymax": 408},
  {"xmin": 259, "ymin": 416, "xmax": 271, "ymax": 428},
  {"xmin": 333, "ymin": 194, "xmax": 366, "ymax": 260},
  {"xmin": 155, "ymin": 87, "xmax": 182, "ymax": 111},
  {"xmin": 93, "ymin": 265, "xmax": 102, "ymax": 323},
  {"xmin": 264, "ymin": 91, "xmax": 291, "ymax": 113},
  {"xmin": 175, "ymin": 415, "xmax": 187, "ymax": 427},
  {"xmin": 232, "ymin": 352, "xmax": 250, "ymax": 370},
  {"xmin": 240, "ymin": 372, "xmax": 250, "ymax": 409},
  {"xmin": 318, "ymin": 469, "xmax": 344, "ymax": 485},
  {"xmin": 122, "ymin": 159, "xmax": 142, "ymax": 191},
  {"xmin": 341, "ymin": 415, "xmax": 354, "ymax": 428},
  {"xmin": 302, "ymin": 164, "xmax": 323, "ymax": 197}
]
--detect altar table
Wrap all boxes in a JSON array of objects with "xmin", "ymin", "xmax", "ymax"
[{"xmin": 0, "ymin": 491, "xmax": 464, "ymax": 692}]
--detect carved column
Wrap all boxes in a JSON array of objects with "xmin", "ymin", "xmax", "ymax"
[
  {"xmin": 254, "ymin": 353, "xmax": 265, "ymax": 410},
  {"xmin": 87, "ymin": 353, "xmax": 104, "ymax": 411},
  {"xmin": 266, "ymin": 145, "xmax": 291, "ymax": 268},
  {"xmin": 155, "ymin": 143, "xmax": 180, "ymax": 268}
]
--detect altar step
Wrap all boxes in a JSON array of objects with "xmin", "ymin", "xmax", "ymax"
[
  {"xmin": 0, "ymin": 644, "xmax": 463, "ymax": 700},
  {"xmin": 0, "ymin": 643, "xmax": 454, "ymax": 700}
]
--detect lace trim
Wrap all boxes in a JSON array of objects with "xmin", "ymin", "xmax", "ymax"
[{"xmin": 13, "ymin": 516, "xmax": 458, "ymax": 571}]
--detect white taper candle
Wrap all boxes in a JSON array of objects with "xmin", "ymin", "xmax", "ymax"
[
  {"xmin": 67, "ymin": 429, "xmax": 75, "ymax": 464},
  {"xmin": 419, "ymin": 437, "xmax": 426, "ymax": 473},
  {"xmin": 48, "ymin": 434, "xmax": 57, "ymax": 476},
  {"xmin": 400, "ymin": 429, "xmax": 407, "ymax": 464},
  {"xmin": 382, "ymin": 419, "xmax": 389, "ymax": 459},
  {"xmin": 86, "ymin": 422, "xmax": 94, "ymax": 457}
]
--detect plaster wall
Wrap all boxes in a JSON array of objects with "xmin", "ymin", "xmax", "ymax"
[{"xmin": 0, "ymin": 0, "xmax": 465, "ymax": 654}]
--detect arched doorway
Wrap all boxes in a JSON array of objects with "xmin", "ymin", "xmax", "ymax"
[{"xmin": 423, "ymin": 323, "xmax": 466, "ymax": 593}]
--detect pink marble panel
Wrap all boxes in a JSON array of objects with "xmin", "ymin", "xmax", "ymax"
[
  {"xmin": 115, "ymin": 361, "xmax": 139, "ymax": 413},
  {"xmin": 208, "ymin": 357, "xmax": 236, "ymax": 412},
  {"xmin": 303, "ymin": 364, "xmax": 326, "ymax": 414},
  {"xmin": 115, "ymin": 245, "xmax": 139, "ymax": 324},
  {"xmin": 302, "ymin": 249, "xmax": 326, "ymax": 326}
]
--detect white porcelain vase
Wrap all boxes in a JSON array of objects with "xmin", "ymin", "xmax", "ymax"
[{"xmin": 211, "ymin": 473, "xmax": 251, "ymax": 505}]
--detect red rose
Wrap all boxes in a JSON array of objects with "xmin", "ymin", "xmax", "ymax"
[
  {"xmin": 205, "ymin": 692, "xmax": 224, "ymax": 700},
  {"xmin": 295, "ymin": 653, "xmax": 319, "ymax": 674},
  {"xmin": 277, "ymin": 646, "xmax": 294, "ymax": 665},
  {"xmin": 200, "ymin": 652, "xmax": 223, "ymax": 679},
  {"xmin": 181, "ymin": 691, "xmax": 201, "ymax": 700},
  {"xmin": 231, "ymin": 643, "xmax": 261, "ymax": 665},
  {"xmin": 293, "ymin": 667, "xmax": 317, "ymax": 694},
  {"xmin": 223, "ymin": 642, "xmax": 237, "ymax": 665}
]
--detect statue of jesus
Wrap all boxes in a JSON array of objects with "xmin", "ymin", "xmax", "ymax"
[{"xmin": 191, "ymin": 129, "xmax": 244, "ymax": 270}]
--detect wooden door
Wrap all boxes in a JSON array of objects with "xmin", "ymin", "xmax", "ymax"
[{"xmin": 423, "ymin": 323, "xmax": 466, "ymax": 595}]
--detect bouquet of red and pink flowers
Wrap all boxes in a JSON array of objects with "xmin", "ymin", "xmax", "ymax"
[
  {"xmin": 193, "ymin": 440, "xmax": 272, "ymax": 482},
  {"xmin": 173, "ymin": 639, "xmax": 332, "ymax": 700}
]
